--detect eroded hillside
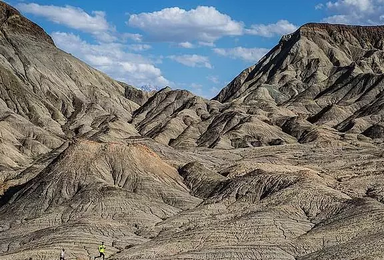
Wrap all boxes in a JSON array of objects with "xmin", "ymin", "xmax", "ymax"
[{"xmin": 0, "ymin": 2, "xmax": 384, "ymax": 260}]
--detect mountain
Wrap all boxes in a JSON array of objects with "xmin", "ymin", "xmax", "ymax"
[
  {"xmin": 215, "ymin": 23, "xmax": 384, "ymax": 135},
  {"xmin": 1, "ymin": 2, "xmax": 384, "ymax": 260},
  {"xmin": 130, "ymin": 24, "xmax": 384, "ymax": 149},
  {"xmin": 0, "ymin": 2, "xmax": 142, "ymax": 179},
  {"xmin": 130, "ymin": 87, "xmax": 300, "ymax": 149}
]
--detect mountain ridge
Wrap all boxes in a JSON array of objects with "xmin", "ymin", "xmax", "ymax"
[
  {"xmin": 1, "ymin": 2, "xmax": 384, "ymax": 260},
  {"xmin": 0, "ymin": 1, "xmax": 55, "ymax": 45},
  {"xmin": 299, "ymin": 22, "xmax": 384, "ymax": 35}
]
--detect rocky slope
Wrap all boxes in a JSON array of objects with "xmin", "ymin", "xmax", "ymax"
[
  {"xmin": 215, "ymin": 23, "xmax": 384, "ymax": 137},
  {"xmin": 129, "ymin": 24, "xmax": 384, "ymax": 149},
  {"xmin": 0, "ymin": 2, "xmax": 140, "ymax": 182},
  {"xmin": 1, "ymin": 2, "xmax": 384, "ymax": 260},
  {"xmin": 130, "ymin": 86, "xmax": 299, "ymax": 149}
]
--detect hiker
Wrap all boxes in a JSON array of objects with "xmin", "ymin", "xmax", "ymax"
[
  {"xmin": 60, "ymin": 248, "xmax": 65, "ymax": 260},
  {"xmin": 94, "ymin": 242, "xmax": 106, "ymax": 260}
]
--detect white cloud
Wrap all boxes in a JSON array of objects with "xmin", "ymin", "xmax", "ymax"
[
  {"xmin": 51, "ymin": 32, "xmax": 169, "ymax": 87},
  {"xmin": 17, "ymin": 3, "xmax": 111, "ymax": 34},
  {"xmin": 128, "ymin": 44, "xmax": 152, "ymax": 51},
  {"xmin": 168, "ymin": 54, "xmax": 212, "ymax": 68},
  {"xmin": 128, "ymin": 6, "xmax": 243, "ymax": 43},
  {"xmin": 213, "ymin": 47, "xmax": 269, "ymax": 62},
  {"xmin": 323, "ymin": 14, "xmax": 356, "ymax": 23},
  {"xmin": 198, "ymin": 41, "xmax": 216, "ymax": 47},
  {"xmin": 323, "ymin": 0, "xmax": 384, "ymax": 24},
  {"xmin": 246, "ymin": 20, "xmax": 298, "ymax": 37},
  {"xmin": 326, "ymin": 0, "xmax": 373, "ymax": 12},
  {"xmin": 122, "ymin": 33, "xmax": 143, "ymax": 42},
  {"xmin": 207, "ymin": 75, "xmax": 220, "ymax": 84},
  {"xmin": 16, "ymin": 3, "xmax": 150, "ymax": 43},
  {"xmin": 178, "ymin": 42, "xmax": 195, "ymax": 48}
]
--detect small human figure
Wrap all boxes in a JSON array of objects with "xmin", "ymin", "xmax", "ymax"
[
  {"xmin": 94, "ymin": 242, "xmax": 106, "ymax": 260},
  {"xmin": 60, "ymin": 248, "xmax": 65, "ymax": 260}
]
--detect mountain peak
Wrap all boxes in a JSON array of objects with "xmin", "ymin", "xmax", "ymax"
[
  {"xmin": 296, "ymin": 23, "xmax": 384, "ymax": 44},
  {"xmin": 215, "ymin": 22, "xmax": 384, "ymax": 119},
  {"xmin": 299, "ymin": 22, "xmax": 384, "ymax": 31},
  {"xmin": 0, "ymin": 1, "xmax": 54, "ymax": 45},
  {"xmin": 0, "ymin": 1, "xmax": 21, "ymax": 21}
]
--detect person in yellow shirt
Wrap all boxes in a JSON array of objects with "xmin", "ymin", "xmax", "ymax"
[{"xmin": 94, "ymin": 242, "xmax": 106, "ymax": 260}]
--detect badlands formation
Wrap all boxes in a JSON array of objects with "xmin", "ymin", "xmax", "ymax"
[{"xmin": 0, "ymin": 2, "xmax": 384, "ymax": 260}]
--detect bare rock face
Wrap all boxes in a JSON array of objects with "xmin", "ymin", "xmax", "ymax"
[
  {"xmin": 107, "ymin": 143, "xmax": 384, "ymax": 260},
  {"xmin": 129, "ymin": 25, "xmax": 384, "ymax": 149},
  {"xmin": 179, "ymin": 162, "xmax": 227, "ymax": 198},
  {"xmin": 2, "ymin": 2, "xmax": 384, "ymax": 260},
  {"xmin": 362, "ymin": 124, "xmax": 384, "ymax": 139},
  {"xmin": 215, "ymin": 23, "xmax": 384, "ymax": 139},
  {"xmin": 0, "ymin": 2, "xmax": 142, "ymax": 180},
  {"xmin": 0, "ymin": 140, "xmax": 201, "ymax": 260},
  {"xmin": 0, "ymin": 2, "xmax": 54, "ymax": 45},
  {"xmin": 130, "ymin": 87, "xmax": 298, "ymax": 149},
  {"xmin": 123, "ymin": 82, "xmax": 154, "ymax": 106}
]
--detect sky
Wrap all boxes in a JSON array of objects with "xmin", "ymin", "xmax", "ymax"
[{"xmin": 7, "ymin": 0, "xmax": 384, "ymax": 98}]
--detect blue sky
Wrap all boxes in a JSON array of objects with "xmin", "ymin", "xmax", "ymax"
[{"xmin": 8, "ymin": 0, "xmax": 384, "ymax": 98}]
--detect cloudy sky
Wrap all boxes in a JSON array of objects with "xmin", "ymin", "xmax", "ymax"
[{"xmin": 8, "ymin": 0, "xmax": 384, "ymax": 98}]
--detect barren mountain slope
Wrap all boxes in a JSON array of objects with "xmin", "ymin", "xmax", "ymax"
[
  {"xmin": 131, "ymin": 25, "xmax": 384, "ymax": 149},
  {"xmin": 0, "ymin": 2, "xmax": 141, "ymax": 182},
  {"xmin": 0, "ymin": 139, "xmax": 200, "ymax": 260},
  {"xmin": 2, "ymin": 2, "xmax": 384, "ymax": 260},
  {"xmin": 131, "ymin": 87, "xmax": 300, "ymax": 149},
  {"xmin": 215, "ymin": 23, "xmax": 384, "ymax": 136},
  {"xmin": 110, "ymin": 143, "xmax": 384, "ymax": 260}
]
